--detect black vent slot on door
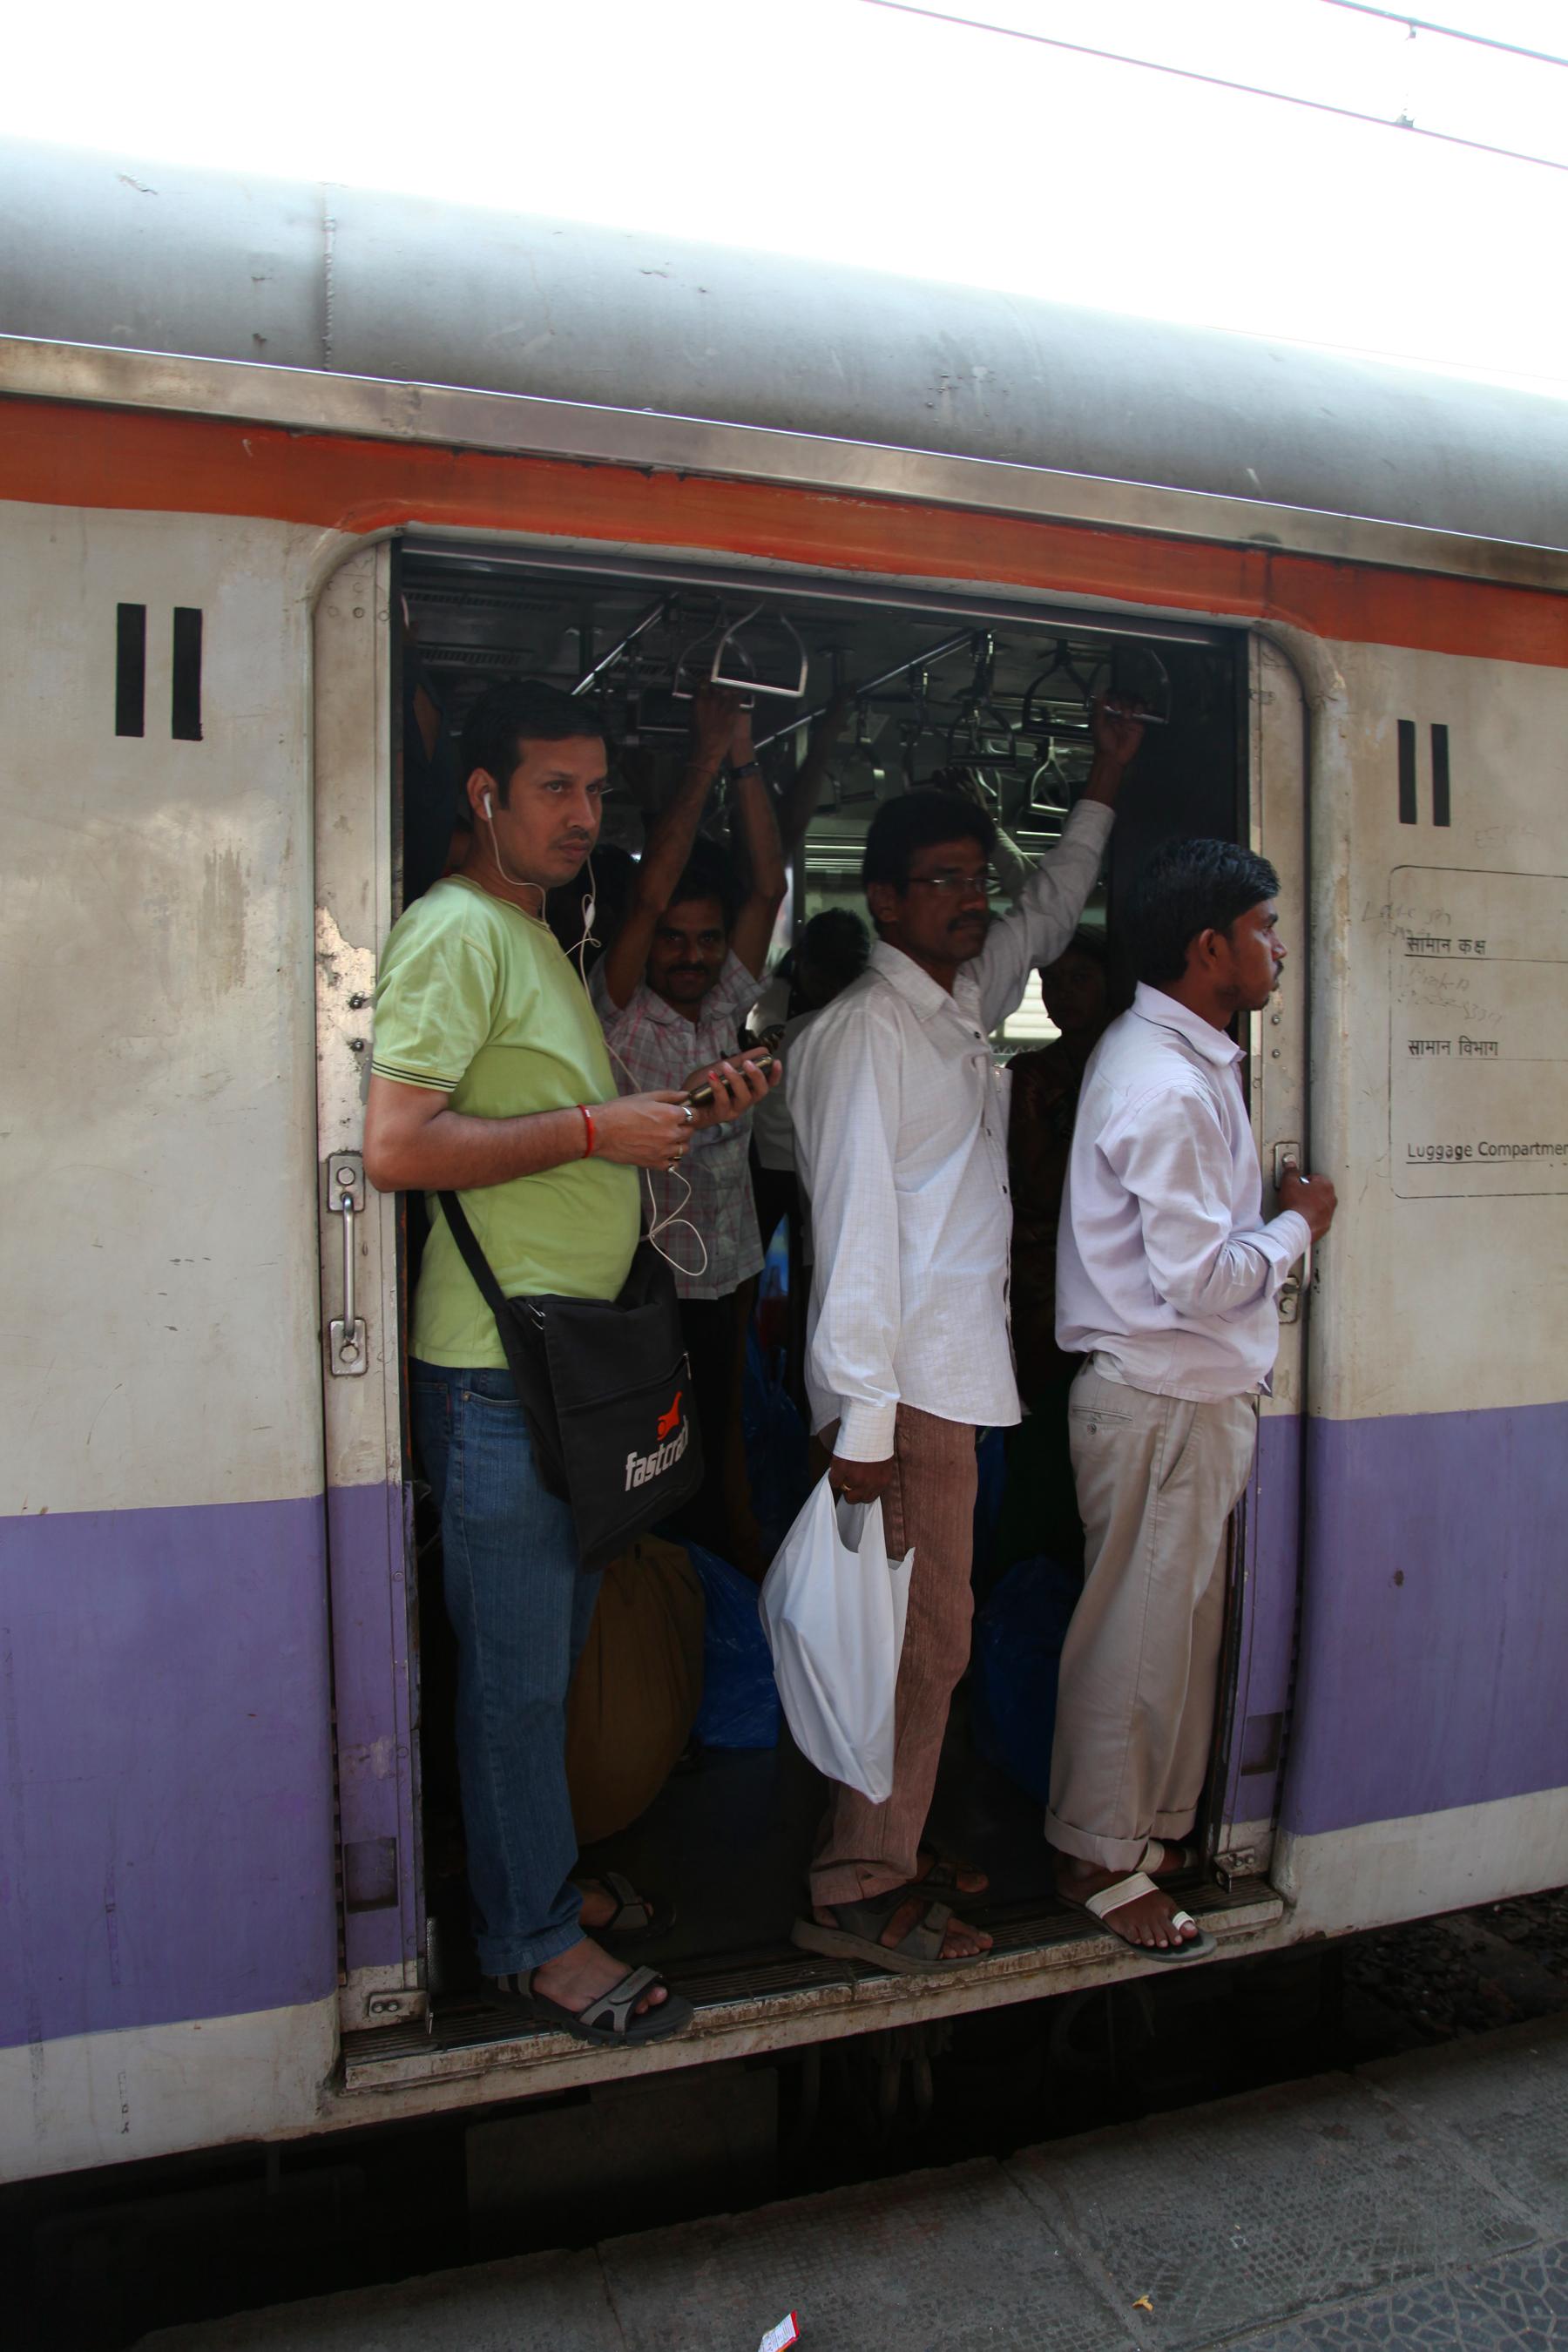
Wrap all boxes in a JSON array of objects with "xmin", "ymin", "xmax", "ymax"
[
  {"xmin": 1431, "ymin": 723, "xmax": 1450, "ymax": 827},
  {"xmin": 1397, "ymin": 718, "xmax": 1417, "ymax": 825},
  {"xmin": 172, "ymin": 606, "xmax": 204, "ymax": 741},
  {"xmin": 115, "ymin": 603, "xmax": 146, "ymax": 737}
]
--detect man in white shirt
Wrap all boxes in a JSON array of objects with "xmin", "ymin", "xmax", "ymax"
[
  {"xmin": 789, "ymin": 703, "xmax": 1144, "ymax": 1972},
  {"xmin": 1050, "ymin": 836, "xmax": 1336, "ymax": 1958}
]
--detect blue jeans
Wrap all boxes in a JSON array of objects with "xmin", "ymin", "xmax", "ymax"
[{"xmin": 410, "ymin": 1362, "xmax": 601, "ymax": 1977}]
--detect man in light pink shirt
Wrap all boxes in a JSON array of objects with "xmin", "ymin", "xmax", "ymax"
[
  {"xmin": 593, "ymin": 687, "xmax": 787, "ymax": 1571},
  {"xmin": 1050, "ymin": 837, "xmax": 1336, "ymax": 1959}
]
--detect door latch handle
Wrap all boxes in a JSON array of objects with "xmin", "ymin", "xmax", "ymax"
[{"xmin": 326, "ymin": 1151, "xmax": 368, "ymax": 1376}]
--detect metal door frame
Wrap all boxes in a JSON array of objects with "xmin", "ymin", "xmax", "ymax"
[
  {"xmin": 1206, "ymin": 634, "xmax": 1312, "ymax": 1882},
  {"xmin": 309, "ymin": 527, "xmax": 1288, "ymax": 2025},
  {"xmin": 314, "ymin": 543, "xmax": 425, "ymax": 2031}
]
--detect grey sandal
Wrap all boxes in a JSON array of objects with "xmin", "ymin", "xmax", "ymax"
[
  {"xmin": 577, "ymin": 1869, "xmax": 676, "ymax": 1944},
  {"xmin": 791, "ymin": 1883, "xmax": 986, "ymax": 1973},
  {"xmin": 490, "ymin": 1963, "xmax": 695, "ymax": 2046}
]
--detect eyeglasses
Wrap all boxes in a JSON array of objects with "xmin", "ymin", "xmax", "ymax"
[{"xmin": 907, "ymin": 868, "xmax": 996, "ymax": 899}]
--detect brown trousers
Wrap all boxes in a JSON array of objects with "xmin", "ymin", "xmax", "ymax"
[
  {"xmin": 808, "ymin": 1404, "xmax": 977, "ymax": 1908},
  {"xmin": 1046, "ymin": 1365, "xmax": 1258, "ymax": 1874}
]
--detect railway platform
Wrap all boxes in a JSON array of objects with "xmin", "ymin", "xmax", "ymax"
[{"xmin": 142, "ymin": 2012, "xmax": 1568, "ymax": 2351}]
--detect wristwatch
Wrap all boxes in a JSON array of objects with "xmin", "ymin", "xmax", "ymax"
[{"xmin": 729, "ymin": 758, "xmax": 761, "ymax": 781}]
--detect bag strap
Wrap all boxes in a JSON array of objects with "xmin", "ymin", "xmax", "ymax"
[
  {"xmin": 439, "ymin": 1190, "xmax": 571, "ymax": 1497},
  {"xmin": 438, "ymin": 1190, "xmax": 515, "ymax": 1322}
]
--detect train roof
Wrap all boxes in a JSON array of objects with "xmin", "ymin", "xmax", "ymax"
[{"xmin": 3, "ymin": 135, "xmax": 1566, "ymax": 556}]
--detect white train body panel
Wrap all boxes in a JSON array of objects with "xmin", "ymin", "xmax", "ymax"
[{"xmin": 1, "ymin": 139, "xmax": 1565, "ymax": 2182}]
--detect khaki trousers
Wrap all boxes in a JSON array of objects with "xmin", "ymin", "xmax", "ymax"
[
  {"xmin": 1046, "ymin": 1365, "xmax": 1258, "ymax": 1875},
  {"xmin": 809, "ymin": 1404, "xmax": 977, "ymax": 1908}
]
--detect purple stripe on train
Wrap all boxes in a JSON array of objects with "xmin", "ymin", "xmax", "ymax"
[
  {"xmin": 1284, "ymin": 1401, "xmax": 1568, "ymax": 1836},
  {"xmin": 328, "ymin": 1479, "xmax": 420, "ymax": 1976},
  {"xmin": 0, "ymin": 1497, "xmax": 337, "ymax": 2053},
  {"xmin": 2, "ymin": 1400, "xmax": 1565, "ymax": 2053}
]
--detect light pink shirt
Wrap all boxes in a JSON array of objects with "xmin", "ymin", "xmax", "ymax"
[
  {"xmin": 591, "ymin": 950, "xmax": 765, "ymax": 1301},
  {"xmin": 1056, "ymin": 983, "xmax": 1310, "ymax": 1400}
]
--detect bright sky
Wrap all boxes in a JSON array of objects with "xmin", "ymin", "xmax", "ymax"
[{"xmin": 8, "ymin": 0, "xmax": 1568, "ymax": 395}]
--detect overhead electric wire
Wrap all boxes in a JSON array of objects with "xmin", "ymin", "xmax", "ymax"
[
  {"xmin": 1315, "ymin": 2, "xmax": 1568, "ymax": 72},
  {"xmin": 856, "ymin": 0, "xmax": 1568, "ymax": 175}
]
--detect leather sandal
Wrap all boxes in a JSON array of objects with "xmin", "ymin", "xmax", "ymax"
[
  {"xmin": 1143, "ymin": 1839, "xmax": 1201, "ymax": 1882},
  {"xmin": 791, "ymin": 1883, "xmax": 986, "ymax": 1973},
  {"xmin": 1057, "ymin": 1869, "xmax": 1216, "ymax": 1963},
  {"xmin": 488, "ymin": 1962, "xmax": 695, "ymax": 2046},
  {"xmin": 916, "ymin": 1850, "xmax": 991, "ymax": 1898}
]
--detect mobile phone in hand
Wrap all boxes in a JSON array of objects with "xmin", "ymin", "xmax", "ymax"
[{"xmin": 683, "ymin": 1024, "xmax": 785, "ymax": 1108}]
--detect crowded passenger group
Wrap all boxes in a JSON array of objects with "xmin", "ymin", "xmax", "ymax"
[{"xmin": 362, "ymin": 676, "xmax": 1336, "ymax": 2047}]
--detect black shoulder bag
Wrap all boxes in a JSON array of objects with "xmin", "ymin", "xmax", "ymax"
[{"xmin": 438, "ymin": 1192, "xmax": 703, "ymax": 1574}]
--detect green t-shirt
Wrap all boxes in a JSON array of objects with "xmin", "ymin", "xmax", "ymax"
[{"xmin": 372, "ymin": 875, "xmax": 640, "ymax": 1369}]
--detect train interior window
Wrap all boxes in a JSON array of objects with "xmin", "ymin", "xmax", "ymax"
[{"xmin": 392, "ymin": 546, "xmax": 1245, "ymax": 2015}]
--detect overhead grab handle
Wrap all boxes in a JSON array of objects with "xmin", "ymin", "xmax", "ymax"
[
  {"xmin": 669, "ymin": 613, "xmax": 728, "ymax": 700},
  {"xmin": 1027, "ymin": 753, "xmax": 1071, "ymax": 817},
  {"xmin": 754, "ymin": 627, "xmax": 970, "ymax": 752},
  {"xmin": 1021, "ymin": 641, "xmax": 1173, "ymax": 738},
  {"xmin": 945, "ymin": 632, "xmax": 1020, "ymax": 767},
  {"xmin": 708, "ymin": 606, "xmax": 809, "ymax": 700}
]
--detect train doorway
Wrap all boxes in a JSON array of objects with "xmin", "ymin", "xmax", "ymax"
[{"xmin": 313, "ymin": 534, "xmax": 1307, "ymax": 2092}]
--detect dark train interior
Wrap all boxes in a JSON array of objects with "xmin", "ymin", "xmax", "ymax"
[{"xmin": 389, "ymin": 540, "xmax": 1252, "ymax": 2024}]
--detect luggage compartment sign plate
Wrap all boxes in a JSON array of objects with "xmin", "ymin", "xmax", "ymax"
[{"xmin": 1389, "ymin": 866, "xmax": 1568, "ymax": 1198}]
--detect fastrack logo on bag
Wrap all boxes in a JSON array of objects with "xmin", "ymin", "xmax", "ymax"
[{"xmin": 625, "ymin": 1389, "xmax": 690, "ymax": 1490}]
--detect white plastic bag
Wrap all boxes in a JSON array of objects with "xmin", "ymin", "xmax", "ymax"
[{"xmin": 759, "ymin": 1477, "xmax": 913, "ymax": 1802}]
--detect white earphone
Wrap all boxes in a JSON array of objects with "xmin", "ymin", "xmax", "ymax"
[
  {"xmin": 478, "ymin": 785, "xmax": 547, "ymax": 916},
  {"xmin": 573, "ymin": 848, "xmax": 708, "ymax": 1281},
  {"xmin": 476, "ymin": 812, "xmax": 707, "ymax": 1278}
]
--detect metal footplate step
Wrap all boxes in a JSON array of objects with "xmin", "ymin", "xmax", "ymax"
[{"xmin": 341, "ymin": 1877, "xmax": 1284, "ymax": 2098}]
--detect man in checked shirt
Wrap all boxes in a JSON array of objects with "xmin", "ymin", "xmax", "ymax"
[
  {"xmin": 593, "ymin": 685, "xmax": 787, "ymax": 1570},
  {"xmin": 788, "ymin": 700, "xmax": 1144, "ymax": 1971}
]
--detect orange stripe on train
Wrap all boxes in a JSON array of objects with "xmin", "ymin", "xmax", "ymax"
[{"xmin": 1, "ymin": 397, "xmax": 1564, "ymax": 669}]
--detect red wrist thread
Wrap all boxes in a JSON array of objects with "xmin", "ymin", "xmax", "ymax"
[{"xmin": 578, "ymin": 1104, "xmax": 595, "ymax": 1158}]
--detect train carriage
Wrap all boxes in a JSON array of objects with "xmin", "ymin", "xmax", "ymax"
[{"xmin": 1, "ymin": 137, "xmax": 1565, "ymax": 2186}]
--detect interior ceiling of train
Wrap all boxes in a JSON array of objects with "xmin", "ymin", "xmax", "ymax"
[{"xmin": 399, "ymin": 550, "xmax": 1225, "ymax": 896}]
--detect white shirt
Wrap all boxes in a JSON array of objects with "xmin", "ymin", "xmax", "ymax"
[
  {"xmin": 791, "ymin": 800, "xmax": 1115, "ymax": 1459},
  {"xmin": 750, "ymin": 1005, "xmax": 821, "ymax": 1175},
  {"xmin": 1056, "ymin": 983, "xmax": 1311, "ymax": 1400}
]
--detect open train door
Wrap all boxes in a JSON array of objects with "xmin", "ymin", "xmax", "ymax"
[
  {"xmin": 1206, "ymin": 635, "xmax": 1312, "ymax": 1885},
  {"xmin": 313, "ymin": 544, "xmax": 426, "ymax": 2031}
]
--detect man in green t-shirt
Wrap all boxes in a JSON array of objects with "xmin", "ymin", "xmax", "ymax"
[{"xmin": 365, "ymin": 679, "xmax": 772, "ymax": 2048}]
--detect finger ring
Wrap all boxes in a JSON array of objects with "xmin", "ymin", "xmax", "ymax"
[{"xmin": 681, "ymin": 1102, "xmax": 695, "ymax": 1126}]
